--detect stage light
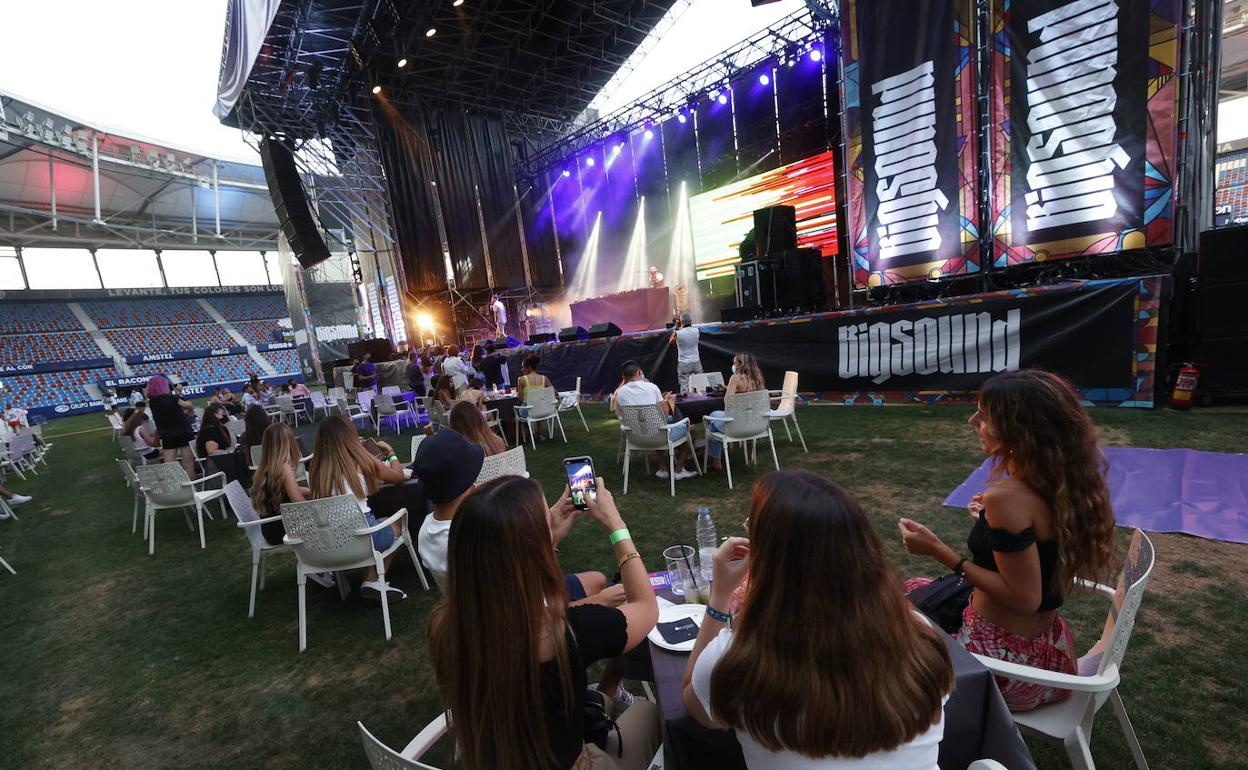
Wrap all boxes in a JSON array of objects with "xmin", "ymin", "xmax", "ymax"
[
  {"xmin": 717, "ymin": 93, "xmax": 728, "ymax": 105},
  {"xmin": 709, "ymin": 89, "xmax": 720, "ymax": 100},
  {"xmin": 561, "ymin": 169, "xmax": 571, "ymax": 178},
  {"xmin": 585, "ymin": 156, "xmax": 596, "ymax": 167},
  {"xmin": 453, "ymin": 0, "xmax": 464, "ymax": 5},
  {"xmin": 425, "ymin": 27, "xmax": 437, "ymax": 37},
  {"xmin": 677, "ymin": 113, "xmax": 687, "ymax": 124},
  {"xmin": 397, "ymin": 58, "xmax": 407, "ymax": 68},
  {"xmin": 759, "ymin": 73, "xmax": 770, "ymax": 86},
  {"xmin": 417, "ymin": 312, "xmax": 434, "ymax": 330},
  {"xmin": 810, "ymin": 48, "xmax": 823, "ymax": 62},
  {"xmin": 787, "ymin": 58, "xmax": 797, "ymax": 68},
  {"xmin": 371, "ymin": 84, "xmax": 382, "ymax": 95},
  {"xmin": 644, "ymin": 128, "xmax": 654, "ymax": 139}
]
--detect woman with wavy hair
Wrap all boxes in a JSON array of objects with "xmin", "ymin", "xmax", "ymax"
[
  {"xmin": 428, "ymin": 476, "xmax": 660, "ymax": 770},
  {"xmin": 448, "ymin": 400, "xmax": 505, "ymax": 456},
  {"xmin": 249, "ymin": 422, "xmax": 307, "ymax": 546},
  {"xmin": 899, "ymin": 368, "xmax": 1116, "ymax": 711},
  {"xmin": 682, "ymin": 470, "xmax": 952, "ymax": 767},
  {"xmin": 704, "ymin": 352, "xmax": 767, "ymax": 471}
]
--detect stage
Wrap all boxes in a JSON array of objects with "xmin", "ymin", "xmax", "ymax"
[{"xmin": 504, "ymin": 277, "xmax": 1168, "ymax": 408}]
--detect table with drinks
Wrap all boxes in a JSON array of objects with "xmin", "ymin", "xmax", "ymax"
[{"xmin": 646, "ymin": 509, "xmax": 1036, "ymax": 770}]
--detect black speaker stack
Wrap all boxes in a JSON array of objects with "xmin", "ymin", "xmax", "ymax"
[
  {"xmin": 1194, "ymin": 225, "xmax": 1248, "ymax": 403},
  {"xmin": 348, "ymin": 338, "xmax": 395, "ymax": 363},
  {"xmin": 725, "ymin": 206, "xmax": 838, "ymax": 322},
  {"xmin": 587, "ymin": 322, "xmax": 622, "ymax": 339},
  {"xmin": 258, "ymin": 136, "xmax": 332, "ymax": 269},
  {"xmin": 558, "ymin": 326, "xmax": 589, "ymax": 343}
]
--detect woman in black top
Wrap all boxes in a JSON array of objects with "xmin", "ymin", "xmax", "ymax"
[
  {"xmin": 195, "ymin": 403, "xmax": 233, "ymax": 458},
  {"xmin": 428, "ymin": 476, "xmax": 660, "ymax": 770},
  {"xmin": 239, "ymin": 405, "xmax": 271, "ymax": 466},
  {"xmin": 145, "ymin": 375, "xmax": 196, "ymax": 476}
]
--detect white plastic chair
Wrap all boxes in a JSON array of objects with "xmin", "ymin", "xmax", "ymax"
[
  {"xmin": 134, "ymin": 463, "xmax": 228, "ymax": 555},
  {"xmin": 336, "ymin": 397, "xmax": 371, "ymax": 430},
  {"xmin": 223, "ymin": 480, "xmax": 294, "ymax": 619},
  {"xmin": 328, "ymin": 386, "xmax": 347, "ymax": 405},
  {"xmin": 6, "ymin": 435, "xmax": 38, "ymax": 477},
  {"xmin": 483, "ymin": 408, "xmax": 506, "ymax": 444},
  {"xmin": 115, "ymin": 459, "xmax": 145, "ymax": 534},
  {"xmin": 688, "ymin": 371, "xmax": 725, "ymax": 391},
  {"xmin": 968, "ymin": 762, "xmax": 1009, "ymax": 770},
  {"xmin": 118, "ymin": 436, "xmax": 152, "ymax": 467},
  {"xmin": 557, "ymin": 375, "xmax": 589, "ymax": 432},
  {"xmin": 409, "ymin": 434, "xmax": 427, "ymax": 465},
  {"xmin": 0, "ymin": 544, "xmax": 14, "ymax": 575},
  {"xmin": 225, "ymin": 417, "xmax": 247, "ymax": 443},
  {"xmin": 513, "ymin": 386, "xmax": 566, "ymax": 450},
  {"xmin": 0, "ymin": 441, "xmax": 27, "ymax": 480},
  {"xmin": 358, "ymin": 715, "xmax": 449, "ymax": 770},
  {"xmin": 702, "ymin": 390, "xmax": 779, "ymax": 490},
  {"xmin": 108, "ymin": 412, "xmax": 124, "ymax": 441},
  {"xmin": 277, "ymin": 395, "xmax": 303, "ymax": 426},
  {"xmin": 309, "ymin": 391, "xmax": 333, "ymax": 419},
  {"xmin": 474, "ymin": 446, "xmax": 528, "ymax": 485},
  {"xmin": 425, "ymin": 399, "xmax": 450, "ymax": 432},
  {"xmin": 768, "ymin": 370, "xmax": 808, "ymax": 453},
  {"xmin": 618, "ymin": 403, "xmax": 701, "ymax": 497},
  {"xmin": 973, "ymin": 529, "xmax": 1156, "ymax": 770},
  {"xmin": 376, "ymin": 392, "xmax": 417, "ymax": 434},
  {"xmin": 280, "ymin": 495, "xmax": 424, "ymax": 651},
  {"xmin": 381, "ymin": 385, "xmax": 403, "ymax": 398}
]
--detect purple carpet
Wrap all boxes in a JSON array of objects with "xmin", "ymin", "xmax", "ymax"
[{"xmin": 944, "ymin": 447, "xmax": 1248, "ymax": 545}]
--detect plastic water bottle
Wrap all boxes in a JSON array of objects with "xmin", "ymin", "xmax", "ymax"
[{"xmin": 695, "ymin": 506, "xmax": 717, "ymax": 584}]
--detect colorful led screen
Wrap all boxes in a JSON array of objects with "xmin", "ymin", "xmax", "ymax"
[{"xmin": 689, "ymin": 150, "xmax": 838, "ymax": 280}]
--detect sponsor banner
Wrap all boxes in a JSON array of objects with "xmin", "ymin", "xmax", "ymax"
[
  {"xmin": 124, "ymin": 346, "xmax": 249, "ymax": 365},
  {"xmin": 100, "ymin": 375, "xmax": 151, "ymax": 389},
  {"xmin": 0, "ymin": 357, "xmax": 112, "ymax": 375},
  {"xmin": 257, "ymin": 341, "xmax": 296, "ymax": 352},
  {"xmin": 841, "ymin": 0, "xmax": 980, "ymax": 287},
  {"xmin": 0, "ymin": 285, "xmax": 281, "ymax": 302},
  {"xmin": 989, "ymin": 0, "xmax": 1180, "ymax": 265},
  {"xmin": 30, "ymin": 399, "xmax": 108, "ymax": 419}
]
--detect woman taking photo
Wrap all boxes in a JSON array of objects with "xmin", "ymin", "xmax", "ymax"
[
  {"xmin": 308, "ymin": 415, "xmax": 409, "ymax": 602},
  {"xmin": 683, "ymin": 470, "xmax": 952, "ymax": 768},
  {"xmin": 704, "ymin": 352, "xmax": 767, "ymax": 471},
  {"xmin": 448, "ymin": 400, "xmax": 505, "ymax": 456},
  {"xmin": 428, "ymin": 476, "xmax": 660, "ymax": 770},
  {"xmin": 145, "ymin": 375, "xmax": 196, "ymax": 475},
  {"xmin": 122, "ymin": 407, "xmax": 160, "ymax": 462},
  {"xmin": 899, "ymin": 369, "xmax": 1116, "ymax": 711},
  {"xmin": 249, "ymin": 422, "xmax": 308, "ymax": 546}
]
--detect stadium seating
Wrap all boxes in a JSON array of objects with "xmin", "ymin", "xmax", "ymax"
[
  {"xmin": 4, "ymin": 368, "xmax": 117, "ymax": 409},
  {"xmin": 263, "ymin": 348, "xmax": 300, "ymax": 375},
  {"xmin": 0, "ymin": 303, "xmax": 84, "ymax": 334},
  {"xmin": 0, "ymin": 332, "xmax": 103, "ymax": 363},
  {"xmin": 104, "ymin": 324, "xmax": 235, "ymax": 357},
  {"xmin": 231, "ymin": 319, "xmax": 288, "ymax": 346},
  {"xmin": 82, "ymin": 299, "xmax": 214, "ymax": 328},
  {"xmin": 1216, "ymin": 155, "xmax": 1247, "ymax": 223},
  {"xmin": 210, "ymin": 295, "xmax": 287, "ymax": 321},
  {"xmin": 132, "ymin": 355, "xmax": 259, "ymax": 386}
]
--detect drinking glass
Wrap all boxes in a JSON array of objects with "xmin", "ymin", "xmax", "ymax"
[{"xmin": 663, "ymin": 545, "xmax": 699, "ymax": 598}]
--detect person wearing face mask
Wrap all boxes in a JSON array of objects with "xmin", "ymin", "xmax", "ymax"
[
  {"xmin": 703, "ymin": 352, "xmax": 767, "ymax": 472},
  {"xmin": 611, "ymin": 360, "xmax": 697, "ymax": 481}
]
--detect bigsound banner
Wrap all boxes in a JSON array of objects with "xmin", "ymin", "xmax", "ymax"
[
  {"xmin": 841, "ymin": 0, "xmax": 980, "ymax": 288},
  {"xmin": 989, "ymin": 0, "xmax": 1180, "ymax": 265}
]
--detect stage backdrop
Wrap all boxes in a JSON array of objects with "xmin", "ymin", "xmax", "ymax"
[
  {"xmin": 989, "ymin": 0, "xmax": 1180, "ymax": 266},
  {"xmin": 840, "ymin": 0, "xmax": 981, "ymax": 288}
]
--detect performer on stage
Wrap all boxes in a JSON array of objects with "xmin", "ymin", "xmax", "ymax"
[
  {"xmin": 672, "ymin": 283, "xmax": 689, "ymax": 321},
  {"xmin": 490, "ymin": 294, "xmax": 507, "ymax": 337},
  {"xmin": 648, "ymin": 265, "xmax": 665, "ymax": 289}
]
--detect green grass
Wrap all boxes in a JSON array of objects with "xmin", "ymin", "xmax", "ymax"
[{"xmin": 1, "ymin": 403, "xmax": 1247, "ymax": 769}]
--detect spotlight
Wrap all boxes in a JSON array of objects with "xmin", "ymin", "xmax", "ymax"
[
  {"xmin": 586, "ymin": 156, "xmax": 596, "ymax": 167},
  {"xmin": 810, "ymin": 48, "xmax": 823, "ymax": 62},
  {"xmin": 453, "ymin": 0, "xmax": 464, "ymax": 4},
  {"xmin": 397, "ymin": 57, "xmax": 408, "ymax": 68},
  {"xmin": 709, "ymin": 88, "xmax": 720, "ymax": 99},
  {"xmin": 717, "ymin": 93, "xmax": 728, "ymax": 105},
  {"xmin": 561, "ymin": 169, "xmax": 571, "ymax": 178},
  {"xmin": 759, "ymin": 73, "xmax": 770, "ymax": 86},
  {"xmin": 417, "ymin": 312, "xmax": 434, "ymax": 330},
  {"xmin": 425, "ymin": 27, "xmax": 437, "ymax": 37},
  {"xmin": 677, "ymin": 113, "xmax": 687, "ymax": 124},
  {"xmin": 371, "ymin": 84, "xmax": 382, "ymax": 95},
  {"xmin": 644, "ymin": 128, "xmax": 654, "ymax": 139},
  {"xmin": 787, "ymin": 58, "xmax": 797, "ymax": 68}
]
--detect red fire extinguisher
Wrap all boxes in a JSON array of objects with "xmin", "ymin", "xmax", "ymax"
[{"xmin": 1169, "ymin": 364, "xmax": 1201, "ymax": 410}]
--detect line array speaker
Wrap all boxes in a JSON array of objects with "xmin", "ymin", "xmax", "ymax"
[
  {"xmin": 259, "ymin": 136, "xmax": 332, "ymax": 269},
  {"xmin": 557, "ymin": 326, "xmax": 588, "ymax": 343},
  {"xmin": 753, "ymin": 205, "xmax": 797, "ymax": 257},
  {"xmin": 587, "ymin": 322, "xmax": 622, "ymax": 339}
]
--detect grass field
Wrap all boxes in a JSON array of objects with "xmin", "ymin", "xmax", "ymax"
[{"xmin": 1, "ymin": 402, "xmax": 1246, "ymax": 769}]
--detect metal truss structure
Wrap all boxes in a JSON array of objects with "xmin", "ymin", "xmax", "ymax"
[
  {"xmin": 0, "ymin": 92, "xmax": 278, "ymax": 251},
  {"xmin": 516, "ymin": 7, "xmax": 832, "ymax": 179}
]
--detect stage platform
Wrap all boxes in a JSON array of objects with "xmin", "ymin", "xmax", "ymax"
[
  {"xmin": 505, "ymin": 276, "xmax": 1167, "ymax": 408},
  {"xmin": 570, "ymin": 287, "xmax": 671, "ymax": 334}
]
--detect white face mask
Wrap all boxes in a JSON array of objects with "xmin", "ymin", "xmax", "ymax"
[{"xmin": 731, "ymin": 364, "xmax": 738, "ymax": 374}]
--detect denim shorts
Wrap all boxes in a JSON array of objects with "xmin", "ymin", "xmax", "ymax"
[
  {"xmin": 364, "ymin": 511, "xmax": 396, "ymax": 551},
  {"xmin": 666, "ymin": 415, "xmax": 688, "ymax": 442}
]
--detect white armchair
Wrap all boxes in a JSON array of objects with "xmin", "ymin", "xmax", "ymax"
[
  {"xmin": 474, "ymin": 446, "xmax": 528, "ymax": 485},
  {"xmin": 557, "ymin": 375, "xmax": 589, "ymax": 432},
  {"xmin": 358, "ymin": 715, "xmax": 449, "ymax": 770},
  {"xmin": 223, "ymin": 481, "xmax": 294, "ymax": 619},
  {"xmin": 134, "ymin": 463, "xmax": 228, "ymax": 555},
  {"xmin": 514, "ymin": 386, "xmax": 566, "ymax": 450},
  {"xmin": 702, "ymin": 390, "xmax": 779, "ymax": 490},
  {"xmin": 768, "ymin": 369, "xmax": 808, "ymax": 452},
  {"xmin": 618, "ymin": 403, "xmax": 701, "ymax": 497}
]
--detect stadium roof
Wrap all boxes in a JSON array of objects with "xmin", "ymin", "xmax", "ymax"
[{"xmin": 0, "ymin": 92, "xmax": 279, "ymax": 251}]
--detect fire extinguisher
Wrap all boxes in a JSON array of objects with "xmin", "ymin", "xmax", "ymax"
[{"xmin": 1169, "ymin": 363, "xmax": 1201, "ymax": 410}]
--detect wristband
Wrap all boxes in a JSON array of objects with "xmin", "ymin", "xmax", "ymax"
[
  {"xmin": 617, "ymin": 551, "xmax": 640, "ymax": 569},
  {"xmin": 386, "ymin": 454, "xmax": 398, "ymax": 462},
  {"xmin": 705, "ymin": 605, "xmax": 733, "ymax": 623},
  {"xmin": 608, "ymin": 528, "xmax": 632, "ymax": 545},
  {"xmin": 953, "ymin": 558, "xmax": 968, "ymax": 576}
]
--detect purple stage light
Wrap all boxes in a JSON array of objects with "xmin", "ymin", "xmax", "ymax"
[
  {"xmin": 709, "ymin": 88, "xmax": 720, "ymax": 99},
  {"xmin": 644, "ymin": 128, "xmax": 654, "ymax": 139},
  {"xmin": 759, "ymin": 73, "xmax": 770, "ymax": 86},
  {"xmin": 677, "ymin": 113, "xmax": 687, "ymax": 124},
  {"xmin": 586, "ymin": 156, "xmax": 596, "ymax": 167},
  {"xmin": 561, "ymin": 169, "xmax": 571, "ymax": 178},
  {"xmin": 717, "ymin": 93, "xmax": 728, "ymax": 105},
  {"xmin": 810, "ymin": 48, "xmax": 823, "ymax": 62}
]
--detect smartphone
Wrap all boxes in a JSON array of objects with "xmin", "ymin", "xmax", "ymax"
[
  {"xmin": 562, "ymin": 456, "xmax": 598, "ymax": 510},
  {"xmin": 362, "ymin": 438, "xmax": 386, "ymax": 459}
]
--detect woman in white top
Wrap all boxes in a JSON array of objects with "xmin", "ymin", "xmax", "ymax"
[
  {"xmin": 122, "ymin": 408, "xmax": 160, "ymax": 461},
  {"xmin": 441, "ymin": 344, "xmax": 471, "ymax": 392},
  {"xmin": 308, "ymin": 415, "xmax": 409, "ymax": 602},
  {"xmin": 682, "ymin": 470, "xmax": 953, "ymax": 769}
]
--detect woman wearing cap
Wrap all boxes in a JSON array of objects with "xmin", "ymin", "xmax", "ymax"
[
  {"xmin": 428, "ymin": 475, "xmax": 660, "ymax": 770},
  {"xmin": 308, "ymin": 415, "xmax": 410, "ymax": 602}
]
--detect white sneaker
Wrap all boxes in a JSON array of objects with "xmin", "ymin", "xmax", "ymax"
[
  {"xmin": 655, "ymin": 469, "xmax": 670, "ymax": 479},
  {"xmin": 7, "ymin": 494, "xmax": 31, "ymax": 506},
  {"xmin": 674, "ymin": 469, "xmax": 699, "ymax": 481}
]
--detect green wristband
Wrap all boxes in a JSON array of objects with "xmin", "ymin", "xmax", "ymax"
[
  {"xmin": 609, "ymin": 528, "xmax": 632, "ymax": 545},
  {"xmin": 386, "ymin": 454, "xmax": 398, "ymax": 462}
]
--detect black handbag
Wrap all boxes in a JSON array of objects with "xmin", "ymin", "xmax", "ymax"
[
  {"xmin": 907, "ymin": 573, "xmax": 972, "ymax": 634},
  {"xmin": 580, "ymin": 688, "xmax": 622, "ymax": 757}
]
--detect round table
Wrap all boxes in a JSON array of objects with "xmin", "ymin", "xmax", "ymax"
[{"xmin": 673, "ymin": 395, "xmax": 725, "ymax": 426}]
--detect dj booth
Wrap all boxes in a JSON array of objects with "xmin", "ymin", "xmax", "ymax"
[{"xmin": 570, "ymin": 287, "xmax": 670, "ymax": 334}]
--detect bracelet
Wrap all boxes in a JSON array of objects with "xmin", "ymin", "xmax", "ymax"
[
  {"xmin": 705, "ymin": 605, "xmax": 732, "ymax": 623},
  {"xmin": 386, "ymin": 454, "xmax": 398, "ymax": 462},
  {"xmin": 608, "ymin": 528, "xmax": 632, "ymax": 545},
  {"xmin": 617, "ymin": 551, "xmax": 640, "ymax": 569},
  {"xmin": 953, "ymin": 558, "xmax": 968, "ymax": 576}
]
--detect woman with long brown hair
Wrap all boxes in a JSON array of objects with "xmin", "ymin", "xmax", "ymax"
[
  {"xmin": 447, "ymin": 400, "xmax": 506, "ymax": 456},
  {"xmin": 899, "ymin": 369, "xmax": 1116, "ymax": 711},
  {"xmin": 309, "ymin": 415, "xmax": 409, "ymax": 601},
  {"xmin": 704, "ymin": 351, "xmax": 768, "ymax": 471},
  {"xmin": 249, "ymin": 422, "xmax": 307, "ymax": 546},
  {"xmin": 122, "ymin": 406, "xmax": 160, "ymax": 461},
  {"xmin": 682, "ymin": 470, "xmax": 952, "ymax": 767},
  {"xmin": 428, "ymin": 476, "xmax": 660, "ymax": 770}
]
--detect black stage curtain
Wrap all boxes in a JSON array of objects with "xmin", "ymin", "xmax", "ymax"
[
  {"xmin": 662, "ymin": 113, "xmax": 702, "ymax": 195},
  {"xmin": 777, "ymin": 54, "xmax": 829, "ymax": 164},
  {"xmin": 471, "ymin": 118, "xmax": 527, "ymax": 288},
  {"xmin": 697, "ymin": 96, "xmax": 738, "ymax": 190},
  {"xmin": 428, "ymin": 109, "xmax": 488, "ymax": 290},
  {"xmin": 519, "ymin": 174, "xmax": 562, "ymax": 289},
  {"xmin": 374, "ymin": 108, "xmax": 446, "ymax": 293},
  {"xmin": 733, "ymin": 62, "xmax": 782, "ymax": 174}
]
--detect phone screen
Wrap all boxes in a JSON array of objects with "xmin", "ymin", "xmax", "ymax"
[
  {"xmin": 563, "ymin": 457, "xmax": 597, "ymax": 510},
  {"xmin": 362, "ymin": 438, "xmax": 385, "ymax": 459}
]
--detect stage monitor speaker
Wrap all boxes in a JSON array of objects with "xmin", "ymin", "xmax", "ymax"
[
  {"xmin": 753, "ymin": 205, "xmax": 797, "ymax": 257},
  {"xmin": 527, "ymin": 333, "xmax": 556, "ymax": 345},
  {"xmin": 1198, "ymin": 225, "xmax": 1248, "ymax": 284},
  {"xmin": 1199, "ymin": 281, "xmax": 1248, "ymax": 339},
  {"xmin": 557, "ymin": 326, "xmax": 588, "ymax": 343},
  {"xmin": 348, "ymin": 338, "xmax": 394, "ymax": 362},
  {"xmin": 258, "ymin": 136, "xmax": 332, "ymax": 269},
  {"xmin": 776, "ymin": 248, "xmax": 826, "ymax": 311},
  {"xmin": 587, "ymin": 322, "xmax": 622, "ymax": 339},
  {"xmin": 735, "ymin": 260, "xmax": 779, "ymax": 308}
]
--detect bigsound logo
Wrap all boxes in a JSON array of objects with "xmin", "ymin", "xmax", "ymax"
[
  {"xmin": 869, "ymin": 60, "xmax": 948, "ymax": 260},
  {"xmin": 1021, "ymin": 0, "xmax": 1127, "ymax": 233}
]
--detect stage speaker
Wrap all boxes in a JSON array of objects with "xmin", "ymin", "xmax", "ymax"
[
  {"xmin": 1198, "ymin": 282, "xmax": 1248, "ymax": 339},
  {"xmin": 527, "ymin": 333, "xmax": 556, "ymax": 345},
  {"xmin": 258, "ymin": 136, "xmax": 332, "ymax": 269},
  {"xmin": 776, "ymin": 248, "xmax": 826, "ymax": 311},
  {"xmin": 557, "ymin": 326, "xmax": 588, "ymax": 343},
  {"xmin": 1198, "ymin": 225, "xmax": 1248, "ymax": 285},
  {"xmin": 348, "ymin": 338, "xmax": 394, "ymax": 362},
  {"xmin": 1194, "ymin": 337, "xmax": 1248, "ymax": 403},
  {"xmin": 753, "ymin": 205, "xmax": 797, "ymax": 257},
  {"xmin": 588, "ymin": 322, "xmax": 622, "ymax": 339},
  {"xmin": 735, "ymin": 260, "xmax": 779, "ymax": 308}
]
